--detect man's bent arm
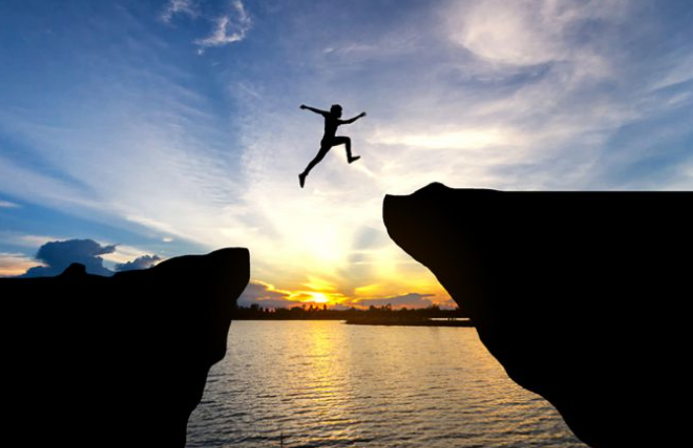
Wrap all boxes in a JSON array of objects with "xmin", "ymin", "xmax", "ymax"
[{"xmin": 340, "ymin": 112, "xmax": 367, "ymax": 125}]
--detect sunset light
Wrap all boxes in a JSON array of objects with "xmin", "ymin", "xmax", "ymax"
[
  {"xmin": 305, "ymin": 292, "xmax": 329, "ymax": 304},
  {"xmin": 2, "ymin": 1, "xmax": 689, "ymax": 447},
  {"xmin": 4, "ymin": 0, "xmax": 691, "ymax": 312}
]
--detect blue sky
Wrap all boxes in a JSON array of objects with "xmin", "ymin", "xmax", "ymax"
[{"xmin": 1, "ymin": 0, "xmax": 692, "ymax": 306}]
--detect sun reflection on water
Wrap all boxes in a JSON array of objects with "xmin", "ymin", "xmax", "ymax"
[{"xmin": 188, "ymin": 321, "xmax": 587, "ymax": 448}]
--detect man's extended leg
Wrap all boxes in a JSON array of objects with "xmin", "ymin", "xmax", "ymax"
[
  {"xmin": 299, "ymin": 146, "xmax": 330, "ymax": 188},
  {"xmin": 334, "ymin": 136, "xmax": 360, "ymax": 164}
]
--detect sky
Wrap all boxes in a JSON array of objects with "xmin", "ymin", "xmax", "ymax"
[{"xmin": 1, "ymin": 0, "xmax": 692, "ymax": 308}]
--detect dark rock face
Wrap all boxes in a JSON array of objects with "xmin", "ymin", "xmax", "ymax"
[
  {"xmin": 384, "ymin": 183, "xmax": 687, "ymax": 448},
  {"xmin": 2, "ymin": 248, "xmax": 249, "ymax": 447}
]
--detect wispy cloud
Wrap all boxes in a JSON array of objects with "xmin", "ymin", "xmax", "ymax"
[
  {"xmin": 0, "ymin": 154, "xmax": 100, "ymax": 211},
  {"xmin": 435, "ymin": 0, "xmax": 693, "ymax": 189},
  {"xmin": 447, "ymin": 0, "xmax": 629, "ymax": 69},
  {"xmin": 0, "ymin": 232, "xmax": 61, "ymax": 249},
  {"xmin": 0, "ymin": 199, "xmax": 19, "ymax": 208},
  {"xmin": 195, "ymin": 1, "xmax": 251, "ymax": 54},
  {"xmin": 160, "ymin": 0, "xmax": 199, "ymax": 23},
  {"xmin": 355, "ymin": 293, "xmax": 437, "ymax": 309},
  {"xmin": 161, "ymin": 0, "xmax": 252, "ymax": 54}
]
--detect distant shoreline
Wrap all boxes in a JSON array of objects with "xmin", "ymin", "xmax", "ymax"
[
  {"xmin": 345, "ymin": 318, "xmax": 474, "ymax": 327},
  {"xmin": 231, "ymin": 317, "xmax": 475, "ymax": 327},
  {"xmin": 232, "ymin": 305, "xmax": 469, "ymax": 324}
]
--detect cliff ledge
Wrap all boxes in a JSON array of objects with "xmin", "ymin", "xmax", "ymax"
[
  {"xmin": 384, "ymin": 183, "xmax": 687, "ymax": 448},
  {"xmin": 2, "ymin": 248, "xmax": 250, "ymax": 447}
]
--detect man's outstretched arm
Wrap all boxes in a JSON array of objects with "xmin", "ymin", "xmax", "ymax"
[
  {"xmin": 300, "ymin": 105, "xmax": 329, "ymax": 116},
  {"xmin": 340, "ymin": 112, "xmax": 367, "ymax": 125}
]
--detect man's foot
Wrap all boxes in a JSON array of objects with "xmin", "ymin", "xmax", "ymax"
[
  {"xmin": 299, "ymin": 173, "xmax": 306, "ymax": 188},
  {"xmin": 348, "ymin": 155, "xmax": 361, "ymax": 164}
]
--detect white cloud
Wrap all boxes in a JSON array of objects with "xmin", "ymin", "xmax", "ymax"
[
  {"xmin": 447, "ymin": 0, "xmax": 629, "ymax": 69},
  {"xmin": 161, "ymin": 0, "xmax": 251, "ymax": 54},
  {"xmin": 100, "ymin": 244, "xmax": 158, "ymax": 266},
  {"xmin": 0, "ymin": 199, "xmax": 19, "ymax": 208},
  {"xmin": 195, "ymin": 1, "xmax": 251, "ymax": 54},
  {"xmin": 18, "ymin": 234, "xmax": 61, "ymax": 248},
  {"xmin": 161, "ymin": 0, "xmax": 199, "ymax": 23},
  {"xmin": 115, "ymin": 254, "xmax": 162, "ymax": 272},
  {"xmin": 449, "ymin": 0, "xmax": 562, "ymax": 66}
]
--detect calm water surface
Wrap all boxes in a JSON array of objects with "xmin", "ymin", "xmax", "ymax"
[{"xmin": 188, "ymin": 321, "xmax": 587, "ymax": 448}]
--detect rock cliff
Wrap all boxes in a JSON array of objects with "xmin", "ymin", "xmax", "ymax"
[
  {"xmin": 2, "ymin": 248, "xmax": 249, "ymax": 447},
  {"xmin": 384, "ymin": 183, "xmax": 687, "ymax": 448}
]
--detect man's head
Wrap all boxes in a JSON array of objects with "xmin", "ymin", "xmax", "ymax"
[{"xmin": 330, "ymin": 104, "xmax": 343, "ymax": 118}]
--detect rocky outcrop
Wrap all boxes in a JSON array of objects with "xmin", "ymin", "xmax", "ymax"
[
  {"xmin": 2, "ymin": 248, "xmax": 249, "ymax": 448},
  {"xmin": 384, "ymin": 183, "xmax": 687, "ymax": 448}
]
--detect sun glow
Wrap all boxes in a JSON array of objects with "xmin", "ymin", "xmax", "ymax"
[
  {"xmin": 250, "ymin": 278, "xmax": 454, "ymax": 310},
  {"xmin": 306, "ymin": 292, "xmax": 329, "ymax": 304}
]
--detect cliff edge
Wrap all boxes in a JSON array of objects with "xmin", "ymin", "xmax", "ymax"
[
  {"xmin": 2, "ymin": 248, "xmax": 250, "ymax": 447},
  {"xmin": 384, "ymin": 183, "xmax": 688, "ymax": 448}
]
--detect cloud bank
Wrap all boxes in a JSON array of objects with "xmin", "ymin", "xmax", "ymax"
[
  {"xmin": 16, "ymin": 239, "xmax": 162, "ymax": 277},
  {"xmin": 22, "ymin": 239, "xmax": 117, "ymax": 277},
  {"xmin": 115, "ymin": 254, "xmax": 162, "ymax": 272}
]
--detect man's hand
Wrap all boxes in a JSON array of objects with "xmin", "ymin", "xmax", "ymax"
[
  {"xmin": 359, "ymin": 112, "xmax": 367, "ymax": 118},
  {"xmin": 300, "ymin": 104, "xmax": 307, "ymax": 110}
]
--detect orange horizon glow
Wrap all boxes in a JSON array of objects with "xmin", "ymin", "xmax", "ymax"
[{"xmin": 247, "ymin": 277, "xmax": 455, "ymax": 310}]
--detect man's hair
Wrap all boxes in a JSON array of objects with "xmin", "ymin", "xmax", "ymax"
[{"xmin": 330, "ymin": 104, "xmax": 343, "ymax": 113}]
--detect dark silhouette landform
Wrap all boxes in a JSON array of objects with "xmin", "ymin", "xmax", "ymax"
[
  {"xmin": 2, "ymin": 248, "xmax": 249, "ymax": 448},
  {"xmin": 383, "ymin": 183, "xmax": 688, "ymax": 448}
]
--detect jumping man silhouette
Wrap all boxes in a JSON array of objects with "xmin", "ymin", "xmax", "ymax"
[{"xmin": 298, "ymin": 104, "xmax": 367, "ymax": 188}]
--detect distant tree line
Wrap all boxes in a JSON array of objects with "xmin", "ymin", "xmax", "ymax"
[{"xmin": 232, "ymin": 303, "xmax": 468, "ymax": 321}]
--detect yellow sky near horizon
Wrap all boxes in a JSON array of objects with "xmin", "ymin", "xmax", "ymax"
[{"xmin": 245, "ymin": 275, "xmax": 454, "ymax": 310}]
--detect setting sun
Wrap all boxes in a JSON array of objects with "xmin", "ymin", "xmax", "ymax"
[{"xmin": 306, "ymin": 292, "xmax": 329, "ymax": 304}]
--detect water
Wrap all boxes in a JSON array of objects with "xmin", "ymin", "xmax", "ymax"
[{"xmin": 188, "ymin": 321, "xmax": 587, "ymax": 448}]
